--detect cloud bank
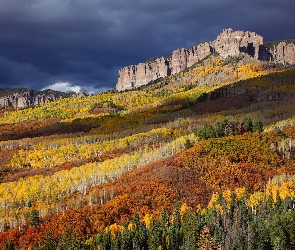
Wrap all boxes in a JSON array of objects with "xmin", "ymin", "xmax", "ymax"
[{"xmin": 42, "ymin": 82, "xmax": 82, "ymax": 93}]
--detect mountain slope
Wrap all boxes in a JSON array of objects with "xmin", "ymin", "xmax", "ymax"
[{"xmin": 1, "ymin": 31, "xmax": 295, "ymax": 249}]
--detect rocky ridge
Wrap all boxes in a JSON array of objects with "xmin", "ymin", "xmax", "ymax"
[
  {"xmin": 0, "ymin": 88, "xmax": 87, "ymax": 109},
  {"xmin": 116, "ymin": 28, "xmax": 295, "ymax": 91},
  {"xmin": 267, "ymin": 41, "xmax": 295, "ymax": 65}
]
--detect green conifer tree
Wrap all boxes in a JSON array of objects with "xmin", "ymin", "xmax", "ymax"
[
  {"xmin": 243, "ymin": 118, "xmax": 253, "ymax": 132},
  {"xmin": 44, "ymin": 231, "xmax": 56, "ymax": 250},
  {"xmin": 181, "ymin": 209, "xmax": 202, "ymax": 250},
  {"xmin": 30, "ymin": 209, "xmax": 40, "ymax": 227},
  {"xmin": 31, "ymin": 243, "xmax": 42, "ymax": 250},
  {"xmin": 253, "ymin": 121, "xmax": 263, "ymax": 132},
  {"xmin": 148, "ymin": 217, "xmax": 162, "ymax": 250},
  {"xmin": 214, "ymin": 119, "xmax": 229, "ymax": 137},
  {"xmin": 2, "ymin": 241, "xmax": 15, "ymax": 250},
  {"xmin": 132, "ymin": 213, "xmax": 148, "ymax": 250}
]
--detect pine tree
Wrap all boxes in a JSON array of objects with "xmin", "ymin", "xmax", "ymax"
[
  {"xmin": 269, "ymin": 213, "xmax": 287, "ymax": 250},
  {"xmin": 148, "ymin": 217, "xmax": 162, "ymax": 250},
  {"xmin": 256, "ymin": 218, "xmax": 271, "ymax": 250},
  {"xmin": 69, "ymin": 232, "xmax": 81, "ymax": 250},
  {"xmin": 132, "ymin": 213, "xmax": 148, "ymax": 250},
  {"xmin": 181, "ymin": 209, "xmax": 202, "ymax": 250},
  {"xmin": 57, "ymin": 234, "xmax": 63, "ymax": 250},
  {"xmin": 96, "ymin": 231, "xmax": 112, "ymax": 250},
  {"xmin": 120, "ymin": 230, "xmax": 133, "ymax": 250},
  {"xmin": 243, "ymin": 118, "xmax": 253, "ymax": 132},
  {"xmin": 184, "ymin": 138, "xmax": 192, "ymax": 149},
  {"xmin": 196, "ymin": 124, "xmax": 216, "ymax": 140},
  {"xmin": 166, "ymin": 225, "xmax": 179, "ymax": 250},
  {"xmin": 44, "ymin": 231, "xmax": 56, "ymax": 250},
  {"xmin": 30, "ymin": 209, "xmax": 40, "ymax": 227},
  {"xmin": 31, "ymin": 243, "xmax": 42, "ymax": 250},
  {"xmin": 2, "ymin": 241, "xmax": 15, "ymax": 250},
  {"xmin": 63, "ymin": 228, "xmax": 81, "ymax": 250},
  {"xmin": 214, "ymin": 119, "xmax": 229, "ymax": 137},
  {"xmin": 64, "ymin": 227, "xmax": 72, "ymax": 250},
  {"xmin": 253, "ymin": 121, "xmax": 263, "ymax": 132}
]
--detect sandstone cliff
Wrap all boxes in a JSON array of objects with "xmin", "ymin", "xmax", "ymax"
[
  {"xmin": 0, "ymin": 88, "xmax": 87, "ymax": 108},
  {"xmin": 211, "ymin": 29, "xmax": 263, "ymax": 59},
  {"xmin": 116, "ymin": 28, "xmax": 295, "ymax": 91},
  {"xmin": 267, "ymin": 41, "xmax": 295, "ymax": 64},
  {"xmin": 170, "ymin": 42, "xmax": 212, "ymax": 74},
  {"xmin": 116, "ymin": 57, "xmax": 170, "ymax": 91}
]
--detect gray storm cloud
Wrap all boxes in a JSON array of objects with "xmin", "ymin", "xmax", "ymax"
[{"xmin": 0, "ymin": 0, "xmax": 295, "ymax": 93}]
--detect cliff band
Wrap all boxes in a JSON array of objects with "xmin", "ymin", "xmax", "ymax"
[{"xmin": 116, "ymin": 28, "xmax": 295, "ymax": 91}]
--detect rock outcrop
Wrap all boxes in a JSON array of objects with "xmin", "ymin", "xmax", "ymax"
[
  {"xmin": 116, "ymin": 57, "xmax": 170, "ymax": 91},
  {"xmin": 170, "ymin": 42, "xmax": 212, "ymax": 74},
  {"xmin": 211, "ymin": 29, "xmax": 263, "ymax": 59},
  {"xmin": 116, "ymin": 28, "xmax": 295, "ymax": 91},
  {"xmin": 268, "ymin": 41, "xmax": 295, "ymax": 64},
  {"xmin": 0, "ymin": 89, "xmax": 87, "ymax": 108}
]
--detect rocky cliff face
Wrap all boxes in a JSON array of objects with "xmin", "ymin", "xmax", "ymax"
[
  {"xmin": 170, "ymin": 42, "xmax": 212, "ymax": 74},
  {"xmin": 116, "ymin": 42, "xmax": 212, "ymax": 91},
  {"xmin": 0, "ymin": 89, "xmax": 87, "ymax": 108},
  {"xmin": 116, "ymin": 57, "xmax": 170, "ymax": 91},
  {"xmin": 116, "ymin": 28, "xmax": 295, "ymax": 91},
  {"xmin": 268, "ymin": 41, "xmax": 295, "ymax": 64},
  {"xmin": 211, "ymin": 29, "xmax": 263, "ymax": 59}
]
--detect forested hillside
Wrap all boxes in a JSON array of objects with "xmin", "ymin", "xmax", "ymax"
[{"xmin": 1, "ymin": 53, "xmax": 295, "ymax": 249}]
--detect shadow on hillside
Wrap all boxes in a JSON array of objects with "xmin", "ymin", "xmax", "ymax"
[
  {"xmin": 2, "ymin": 70, "xmax": 295, "ymax": 142},
  {"xmin": 191, "ymin": 69, "xmax": 295, "ymax": 115}
]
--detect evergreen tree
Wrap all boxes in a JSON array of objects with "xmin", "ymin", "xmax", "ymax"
[
  {"xmin": 181, "ymin": 209, "xmax": 202, "ymax": 250},
  {"xmin": 2, "ymin": 241, "xmax": 15, "ymax": 250},
  {"xmin": 253, "ymin": 121, "xmax": 263, "ymax": 132},
  {"xmin": 64, "ymin": 228, "xmax": 72, "ymax": 250},
  {"xmin": 112, "ymin": 232, "xmax": 121, "ymax": 250},
  {"xmin": 184, "ymin": 138, "xmax": 192, "ymax": 149},
  {"xmin": 69, "ymin": 232, "xmax": 81, "ymax": 250},
  {"xmin": 159, "ymin": 210, "xmax": 169, "ymax": 228},
  {"xmin": 214, "ymin": 119, "xmax": 229, "ymax": 137},
  {"xmin": 30, "ymin": 209, "xmax": 40, "ymax": 227},
  {"xmin": 57, "ymin": 234, "xmax": 63, "ymax": 250},
  {"xmin": 256, "ymin": 218, "xmax": 271, "ymax": 250},
  {"xmin": 96, "ymin": 231, "xmax": 112, "ymax": 250},
  {"xmin": 269, "ymin": 213, "xmax": 287, "ymax": 250},
  {"xmin": 277, "ymin": 128, "xmax": 287, "ymax": 138},
  {"xmin": 243, "ymin": 118, "xmax": 253, "ymax": 132},
  {"xmin": 63, "ymin": 228, "xmax": 82, "ymax": 250},
  {"xmin": 280, "ymin": 208, "xmax": 295, "ymax": 248},
  {"xmin": 148, "ymin": 217, "xmax": 162, "ymax": 250},
  {"xmin": 44, "ymin": 231, "xmax": 56, "ymax": 250},
  {"xmin": 195, "ymin": 124, "xmax": 216, "ymax": 140},
  {"xmin": 31, "ymin": 243, "xmax": 42, "ymax": 250},
  {"xmin": 166, "ymin": 225, "xmax": 179, "ymax": 250},
  {"xmin": 121, "ymin": 230, "xmax": 133, "ymax": 250},
  {"xmin": 132, "ymin": 213, "xmax": 148, "ymax": 250}
]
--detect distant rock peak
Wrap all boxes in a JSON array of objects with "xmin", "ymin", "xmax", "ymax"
[
  {"xmin": 116, "ymin": 28, "xmax": 295, "ymax": 91},
  {"xmin": 212, "ymin": 29, "xmax": 263, "ymax": 59},
  {"xmin": 0, "ymin": 88, "xmax": 87, "ymax": 109}
]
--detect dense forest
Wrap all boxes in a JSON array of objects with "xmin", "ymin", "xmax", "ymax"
[{"xmin": 1, "ymin": 53, "xmax": 295, "ymax": 249}]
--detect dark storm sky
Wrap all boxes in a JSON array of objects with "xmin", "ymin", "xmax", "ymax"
[{"xmin": 0, "ymin": 0, "xmax": 295, "ymax": 93}]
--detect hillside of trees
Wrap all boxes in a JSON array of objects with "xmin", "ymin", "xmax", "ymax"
[{"xmin": 1, "ymin": 53, "xmax": 295, "ymax": 249}]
